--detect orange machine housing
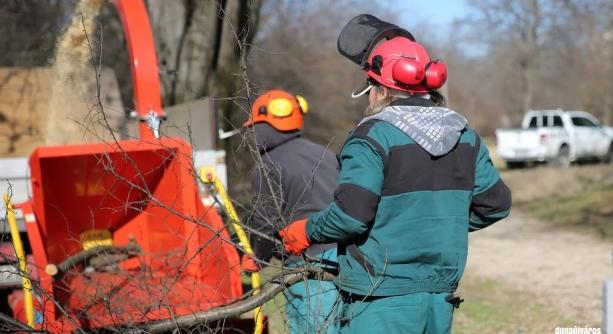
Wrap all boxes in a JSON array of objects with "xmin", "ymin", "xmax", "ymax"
[
  {"xmin": 7, "ymin": 0, "xmax": 249, "ymax": 331},
  {"xmin": 14, "ymin": 138, "xmax": 242, "ymax": 331}
]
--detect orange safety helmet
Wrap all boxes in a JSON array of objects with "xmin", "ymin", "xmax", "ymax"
[{"xmin": 243, "ymin": 89, "xmax": 309, "ymax": 132}]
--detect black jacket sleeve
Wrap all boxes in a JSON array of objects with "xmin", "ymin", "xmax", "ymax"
[{"xmin": 469, "ymin": 137, "xmax": 512, "ymax": 231}]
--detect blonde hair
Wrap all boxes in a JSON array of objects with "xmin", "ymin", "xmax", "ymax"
[
  {"xmin": 364, "ymin": 86, "xmax": 447, "ymax": 116},
  {"xmin": 364, "ymin": 86, "xmax": 409, "ymax": 116}
]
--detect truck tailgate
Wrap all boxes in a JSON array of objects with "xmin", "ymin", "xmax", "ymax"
[
  {"xmin": 496, "ymin": 129, "xmax": 543, "ymax": 160},
  {"xmin": 497, "ymin": 129, "xmax": 540, "ymax": 148}
]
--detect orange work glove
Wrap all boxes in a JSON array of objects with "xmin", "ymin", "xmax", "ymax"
[
  {"xmin": 241, "ymin": 253, "xmax": 261, "ymax": 272},
  {"xmin": 278, "ymin": 218, "xmax": 311, "ymax": 255}
]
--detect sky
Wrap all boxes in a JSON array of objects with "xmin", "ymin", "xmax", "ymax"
[
  {"xmin": 390, "ymin": 1, "xmax": 488, "ymax": 57},
  {"xmin": 397, "ymin": 1, "xmax": 470, "ymax": 26},
  {"xmin": 394, "ymin": 0, "xmax": 471, "ymax": 43}
]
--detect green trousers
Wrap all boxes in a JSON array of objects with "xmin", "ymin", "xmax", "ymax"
[{"xmin": 339, "ymin": 292, "xmax": 453, "ymax": 334}]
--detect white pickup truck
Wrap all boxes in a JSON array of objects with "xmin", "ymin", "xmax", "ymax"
[{"xmin": 495, "ymin": 110, "xmax": 613, "ymax": 168}]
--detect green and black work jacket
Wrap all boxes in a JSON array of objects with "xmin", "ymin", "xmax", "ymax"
[{"xmin": 307, "ymin": 97, "xmax": 511, "ymax": 297}]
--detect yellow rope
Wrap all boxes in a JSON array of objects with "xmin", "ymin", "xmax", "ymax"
[
  {"xmin": 199, "ymin": 168, "xmax": 264, "ymax": 334},
  {"xmin": 4, "ymin": 194, "xmax": 34, "ymax": 328}
]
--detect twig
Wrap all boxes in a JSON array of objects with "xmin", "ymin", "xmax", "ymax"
[{"xmin": 123, "ymin": 266, "xmax": 335, "ymax": 334}]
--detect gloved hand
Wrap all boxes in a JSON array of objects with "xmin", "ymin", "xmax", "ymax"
[
  {"xmin": 278, "ymin": 218, "xmax": 310, "ymax": 255},
  {"xmin": 241, "ymin": 253, "xmax": 261, "ymax": 272}
]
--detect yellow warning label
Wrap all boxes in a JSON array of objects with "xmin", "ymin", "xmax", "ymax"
[{"xmin": 80, "ymin": 229, "xmax": 113, "ymax": 250}]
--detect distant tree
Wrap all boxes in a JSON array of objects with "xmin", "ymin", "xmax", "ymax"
[
  {"xmin": 460, "ymin": 0, "xmax": 550, "ymax": 123},
  {"xmin": 98, "ymin": 0, "xmax": 262, "ymax": 114},
  {"xmin": 544, "ymin": 0, "xmax": 613, "ymax": 124},
  {"xmin": 248, "ymin": 0, "xmax": 398, "ymax": 151},
  {"xmin": 145, "ymin": 0, "xmax": 262, "ymax": 106},
  {"xmin": 448, "ymin": 0, "xmax": 613, "ymax": 130}
]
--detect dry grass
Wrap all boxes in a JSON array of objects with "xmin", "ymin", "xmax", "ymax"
[
  {"xmin": 501, "ymin": 164, "xmax": 612, "ymax": 204},
  {"xmin": 500, "ymin": 164, "xmax": 613, "ymax": 241},
  {"xmin": 453, "ymin": 271, "xmax": 580, "ymax": 334},
  {"xmin": 485, "ymin": 135, "xmax": 613, "ymax": 239}
]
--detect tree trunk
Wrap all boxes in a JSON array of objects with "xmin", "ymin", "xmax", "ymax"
[{"xmin": 147, "ymin": 0, "xmax": 262, "ymax": 107}]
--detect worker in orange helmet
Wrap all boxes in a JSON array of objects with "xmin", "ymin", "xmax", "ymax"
[{"xmin": 243, "ymin": 89, "xmax": 340, "ymax": 333}]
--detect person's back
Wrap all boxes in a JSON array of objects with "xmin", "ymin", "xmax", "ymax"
[
  {"xmin": 248, "ymin": 123, "xmax": 338, "ymax": 260},
  {"xmin": 322, "ymin": 96, "xmax": 509, "ymax": 297},
  {"xmin": 265, "ymin": 137, "xmax": 338, "ymax": 224}
]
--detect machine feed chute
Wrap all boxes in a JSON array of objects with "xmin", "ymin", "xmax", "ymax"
[{"xmin": 15, "ymin": 138, "xmax": 243, "ymax": 330}]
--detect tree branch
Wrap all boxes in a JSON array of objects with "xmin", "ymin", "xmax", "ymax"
[{"xmin": 121, "ymin": 266, "xmax": 335, "ymax": 334}]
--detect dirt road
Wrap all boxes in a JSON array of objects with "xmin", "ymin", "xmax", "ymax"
[{"xmin": 465, "ymin": 209, "xmax": 612, "ymax": 326}]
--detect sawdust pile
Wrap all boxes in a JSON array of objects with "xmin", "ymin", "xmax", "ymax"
[
  {"xmin": 46, "ymin": 0, "xmax": 115, "ymax": 146},
  {"xmin": 0, "ymin": 67, "xmax": 124, "ymax": 157}
]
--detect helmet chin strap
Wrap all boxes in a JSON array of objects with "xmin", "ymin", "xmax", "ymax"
[{"xmin": 351, "ymin": 83, "xmax": 375, "ymax": 98}]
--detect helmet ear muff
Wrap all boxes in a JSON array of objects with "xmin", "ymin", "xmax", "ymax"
[
  {"xmin": 296, "ymin": 95, "xmax": 309, "ymax": 114},
  {"xmin": 424, "ymin": 60, "xmax": 447, "ymax": 90},
  {"xmin": 391, "ymin": 57, "xmax": 425, "ymax": 86},
  {"xmin": 268, "ymin": 98, "xmax": 294, "ymax": 117}
]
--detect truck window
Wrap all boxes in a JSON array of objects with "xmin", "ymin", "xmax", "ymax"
[
  {"xmin": 528, "ymin": 116, "xmax": 538, "ymax": 128},
  {"xmin": 553, "ymin": 116, "xmax": 563, "ymax": 127},
  {"xmin": 571, "ymin": 117, "xmax": 597, "ymax": 127},
  {"xmin": 543, "ymin": 116, "xmax": 550, "ymax": 127}
]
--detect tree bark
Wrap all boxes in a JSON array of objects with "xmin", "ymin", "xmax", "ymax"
[{"xmin": 146, "ymin": 0, "xmax": 262, "ymax": 106}]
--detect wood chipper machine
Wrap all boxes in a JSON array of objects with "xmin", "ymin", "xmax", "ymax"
[{"xmin": 2, "ymin": 0, "xmax": 265, "ymax": 332}]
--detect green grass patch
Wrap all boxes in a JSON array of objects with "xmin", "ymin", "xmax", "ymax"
[
  {"xmin": 453, "ymin": 273, "xmax": 579, "ymax": 333},
  {"xmin": 524, "ymin": 177, "xmax": 613, "ymax": 241}
]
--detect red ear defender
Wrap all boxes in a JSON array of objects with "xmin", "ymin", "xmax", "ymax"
[
  {"xmin": 363, "ymin": 37, "xmax": 447, "ymax": 93},
  {"xmin": 391, "ymin": 58, "xmax": 425, "ymax": 86},
  {"xmin": 424, "ymin": 60, "xmax": 447, "ymax": 90}
]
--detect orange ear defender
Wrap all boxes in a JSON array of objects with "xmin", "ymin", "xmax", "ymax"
[{"xmin": 243, "ymin": 89, "xmax": 308, "ymax": 132}]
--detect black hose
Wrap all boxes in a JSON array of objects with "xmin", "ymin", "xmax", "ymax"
[
  {"xmin": 0, "ymin": 312, "xmax": 46, "ymax": 333},
  {"xmin": 48, "ymin": 242, "xmax": 141, "ymax": 280}
]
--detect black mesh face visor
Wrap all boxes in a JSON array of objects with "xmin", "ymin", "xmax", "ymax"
[{"xmin": 337, "ymin": 14, "xmax": 415, "ymax": 67}]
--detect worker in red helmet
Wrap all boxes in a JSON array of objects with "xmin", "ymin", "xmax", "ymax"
[
  {"xmin": 243, "ymin": 89, "xmax": 340, "ymax": 333},
  {"xmin": 279, "ymin": 15, "xmax": 511, "ymax": 333}
]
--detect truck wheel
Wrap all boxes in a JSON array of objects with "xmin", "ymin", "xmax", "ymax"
[
  {"xmin": 554, "ymin": 145, "xmax": 571, "ymax": 168},
  {"xmin": 506, "ymin": 161, "xmax": 526, "ymax": 169}
]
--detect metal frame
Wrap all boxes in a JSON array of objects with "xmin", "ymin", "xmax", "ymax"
[{"xmin": 113, "ymin": 0, "xmax": 165, "ymax": 140}]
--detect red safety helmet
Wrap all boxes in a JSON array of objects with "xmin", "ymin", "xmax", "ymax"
[
  {"xmin": 243, "ymin": 89, "xmax": 309, "ymax": 132},
  {"xmin": 355, "ymin": 36, "xmax": 447, "ymax": 96}
]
